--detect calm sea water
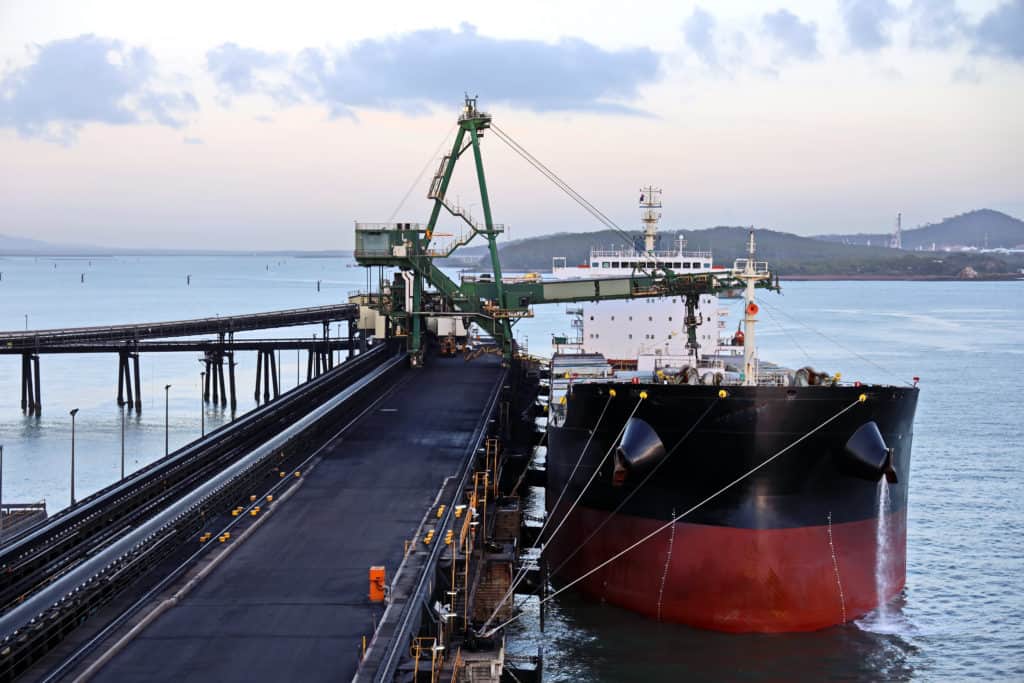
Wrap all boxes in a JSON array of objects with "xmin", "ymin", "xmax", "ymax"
[{"xmin": 1, "ymin": 256, "xmax": 1022, "ymax": 680}]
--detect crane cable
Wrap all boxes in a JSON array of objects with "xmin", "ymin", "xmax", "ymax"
[
  {"xmin": 489, "ymin": 124, "xmax": 642, "ymax": 258},
  {"xmin": 388, "ymin": 123, "xmax": 457, "ymax": 223},
  {"xmin": 480, "ymin": 395, "xmax": 867, "ymax": 638}
]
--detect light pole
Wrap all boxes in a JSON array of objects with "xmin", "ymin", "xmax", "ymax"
[
  {"xmin": 200, "ymin": 371, "xmax": 206, "ymax": 437},
  {"xmin": 120, "ymin": 403, "xmax": 126, "ymax": 480},
  {"xmin": 164, "ymin": 384, "xmax": 172, "ymax": 456},
  {"xmin": 69, "ymin": 408, "xmax": 79, "ymax": 506}
]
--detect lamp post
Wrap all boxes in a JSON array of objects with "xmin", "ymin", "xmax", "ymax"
[
  {"xmin": 164, "ymin": 384, "xmax": 171, "ymax": 456},
  {"xmin": 200, "ymin": 371, "xmax": 206, "ymax": 437},
  {"xmin": 69, "ymin": 408, "xmax": 79, "ymax": 506},
  {"xmin": 120, "ymin": 403, "xmax": 126, "ymax": 480}
]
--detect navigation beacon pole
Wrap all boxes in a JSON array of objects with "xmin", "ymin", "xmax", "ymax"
[
  {"xmin": 737, "ymin": 229, "xmax": 769, "ymax": 386},
  {"xmin": 640, "ymin": 187, "xmax": 661, "ymax": 253}
]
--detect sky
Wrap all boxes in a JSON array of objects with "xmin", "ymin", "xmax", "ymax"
[{"xmin": 0, "ymin": 0, "xmax": 1022, "ymax": 250}]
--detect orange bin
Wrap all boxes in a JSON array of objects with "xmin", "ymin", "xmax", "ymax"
[{"xmin": 369, "ymin": 566, "xmax": 386, "ymax": 602}]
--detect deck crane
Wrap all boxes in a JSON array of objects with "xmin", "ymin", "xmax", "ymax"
[{"xmin": 353, "ymin": 97, "xmax": 780, "ymax": 366}]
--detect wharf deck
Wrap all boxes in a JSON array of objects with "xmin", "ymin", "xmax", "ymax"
[{"xmin": 89, "ymin": 354, "xmax": 503, "ymax": 683}]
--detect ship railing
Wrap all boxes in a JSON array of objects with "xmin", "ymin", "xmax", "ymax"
[
  {"xmin": 589, "ymin": 248, "xmax": 713, "ymax": 259},
  {"xmin": 355, "ymin": 221, "xmax": 426, "ymax": 232},
  {"xmin": 733, "ymin": 258, "xmax": 770, "ymax": 274},
  {"xmin": 757, "ymin": 369, "xmax": 793, "ymax": 386}
]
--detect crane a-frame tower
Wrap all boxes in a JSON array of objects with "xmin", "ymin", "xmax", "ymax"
[{"xmin": 353, "ymin": 97, "xmax": 778, "ymax": 366}]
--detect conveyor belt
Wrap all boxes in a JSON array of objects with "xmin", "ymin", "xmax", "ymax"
[
  {"xmin": 0, "ymin": 304, "xmax": 358, "ymax": 352},
  {"xmin": 0, "ymin": 345, "xmax": 390, "ymax": 619},
  {"xmin": 90, "ymin": 355, "xmax": 504, "ymax": 683}
]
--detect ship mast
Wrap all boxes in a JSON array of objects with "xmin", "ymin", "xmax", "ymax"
[
  {"xmin": 639, "ymin": 186, "xmax": 661, "ymax": 253},
  {"xmin": 736, "ymin": 229, "xmax": 770, "ymax": 386}
]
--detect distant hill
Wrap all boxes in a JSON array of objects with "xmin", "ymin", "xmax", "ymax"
[
  {"xmin": 0, "ymin": 233, "xmax": 113, "ymax": 256},
  {"xmin": 446, "ymin": 222, "xmax": 1023, "ymax": 278},
  {"xmin": 815, "ymin": 209, "xmax": 1024, "ymax": 250}
]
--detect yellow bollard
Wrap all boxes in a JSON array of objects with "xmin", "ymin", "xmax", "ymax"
[
  {"xmin": 436, "ymin": 505, "xmax": 446, "ymax": 519},
  {"xmin": 266, "ymin": 495, "xmax": 274, "ymax": 503},
  {"xmin": 294, "ymin": 471, "xmax": 301, "ymax": 478},
  {"xmin": 250, "ymin": 495, "xmax": 257, "ymax": 503},
  {"xmin": 718, "ymin": 389, "xmax": 728, "ymax": 399}
]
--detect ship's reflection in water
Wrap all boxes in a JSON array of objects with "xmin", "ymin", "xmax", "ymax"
[{"xmin": 509, "ymin": 589, "xmax": 916, "ymax": 682}]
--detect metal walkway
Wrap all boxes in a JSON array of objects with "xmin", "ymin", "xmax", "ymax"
[
  {"xmin": 0, "ymin": 304, "xmax": 358, "ymax": 351},
  {"xmin": 88, "ymin": 355, "xmax": 504, "ymax": 682}
]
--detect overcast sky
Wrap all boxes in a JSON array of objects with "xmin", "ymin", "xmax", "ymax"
[{"xmin": 1, "ymin": 0, "xmax": 1022, "ymax": 249}]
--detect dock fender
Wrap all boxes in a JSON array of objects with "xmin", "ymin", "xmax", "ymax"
[
  {"xmin": 613, "ymin": 417, "xmax": 666, "ymax": 485},
  {"xmin": 843, "ymin": 421, "xmax": 897, "ymax": 483}
]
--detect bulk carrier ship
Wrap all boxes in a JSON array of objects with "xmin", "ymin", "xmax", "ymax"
[
  {"xmin": 350, "ymin": 98, "xmax": 919, "ymax": 634},
  {"xmin": 542, "ymin": 194, "xmax": 919, "ymax": 632}
]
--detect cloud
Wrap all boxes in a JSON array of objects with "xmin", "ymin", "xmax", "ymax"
[
  {"xmin": 971, "ymin": 0, "xmax": 1024, "ymax": 62},
  {"xmin": 683, "ymin": 8, "xmax": 720, "ymax": 67},
  {"xmin": 951, "ymin": 64, "xmax": 981, "ymax": 83},
  {"xmin": 839, "ymin": 0, "xmax": 898, "ymax": 52},
  {"xmin": 762, "ymin": 9, "xmax": 820, "ymax": 61},
  {"xmin": 206, "ymin": 42, "xmax": 295, "ymax": 104},
  {"xmin": 183, "ymin": 136, "xmax": 203, "ymax": 144},
  {"xmin": 908, "ymin": 0, "xmax": 967, "ymax": 49},
  {"xmin": 0, "ymin": 34, "xmax": 197, "ymax": 144},
  {"xmin": 206, "ymin": 24, "xmax": 659, "ymax": 117}
]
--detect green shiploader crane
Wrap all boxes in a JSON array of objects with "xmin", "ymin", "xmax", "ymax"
[{"xmin": 353, "ymin": 97, "xmax": 779, "ymax": 366}]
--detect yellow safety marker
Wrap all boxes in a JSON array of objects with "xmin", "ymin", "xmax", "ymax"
[
  {"xmin": 266, "ymin": 495, "xmax": 274, "ymax": 503},
  {"xmin": 279, "ymin": 471, "xmax": 286, "ymax": 478},
  {"xmin": 445, "ymin": 530, "xmax": 454, "ymax": 545},
  {"xmin": 639, "ymin": 391, "xmax": 648, "ymax": 400},
  {"xmin": 294, "ymin": 471, "xmax": 301, "ymax": 478},
  {"xmin": 858, "ymin": 393, "xmax": 867, "ymax": 403},
  {"xmin": 718, "ymin": 389, "xmax": 728, "ymax": 399},
  {"xmin": 454, "ymin": 505, "xmax": 465, "ymax": 518},
  {"xmin": 559, "ymin": 396, "xmax": 567, "ymax": 405},
  {"xmin": 249, "ymin": 495, "xmax": 257, "ymax": 503},
  {"xmin": 436, "ymin": 504, "xmax": 446, "ymax": 519},
  {"xmin": 609, "ymin": 388, "xmax": 617, "ymax": 397}
]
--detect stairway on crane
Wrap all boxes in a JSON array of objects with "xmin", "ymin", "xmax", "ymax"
[{"xmin": 84, "ymin": 354, "xmax": 504, "ymax": 683}]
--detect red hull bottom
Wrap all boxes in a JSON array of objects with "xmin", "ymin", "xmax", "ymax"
[{"xmin": 547, "ymin": 507, "xmax": 907, "ymax": 632}]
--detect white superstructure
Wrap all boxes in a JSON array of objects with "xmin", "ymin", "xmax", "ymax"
[{"xmin": 549, "ymin": 187, "xmax": 744, "ymax": 370}]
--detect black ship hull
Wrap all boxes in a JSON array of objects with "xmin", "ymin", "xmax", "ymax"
[{"xmin": 544, "ymin": 382, "xmax": 918, "ymax": 632}]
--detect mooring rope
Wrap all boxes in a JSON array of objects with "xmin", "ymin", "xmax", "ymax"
[
  {"xmin": 479, "ymin": 393, "xmax": 643, "ymax": 633},
  {"xmin": 508, "ymin": 429, "xmax": 548, "ymax": 498},
  {"xmin": 480, "ymin": 395, "xmax": 867, "ymax": 637},
  {"xmin": 545, "ymin": 397, "xmax": 720, "ymax": 582},
  {"xmin": 656, "ymin": 506, "xmax": 677, "ymax": 622},
  {"xmin": 826, "ymin": 510, "xmax": 848, "ymax": 622}
]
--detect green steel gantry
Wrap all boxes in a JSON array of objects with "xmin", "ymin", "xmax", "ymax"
[{"xmin": 353, "ymin": 97, "xmax": 779, "ymax": 365}]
